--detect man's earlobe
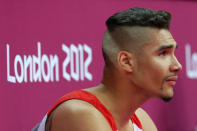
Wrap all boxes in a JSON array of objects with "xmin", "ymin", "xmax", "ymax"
[{"xmin": 117, "ymin": 51, "xmax": 134, "ymax": 72}]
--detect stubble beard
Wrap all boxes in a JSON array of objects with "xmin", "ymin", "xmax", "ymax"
[
  {"xmin": 161, "ymin": 96, "xmax": 173, "ymax": 102},
  {"xmin": 160, "ymin": 81, "xmax": 174, "ymax": 102}
]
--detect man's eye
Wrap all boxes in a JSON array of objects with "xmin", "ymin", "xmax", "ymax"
[{"xmin": 159, "ymin": 51, "xmax": 167, "ymax": 56}]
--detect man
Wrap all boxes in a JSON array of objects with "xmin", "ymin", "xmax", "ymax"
[{"xmin": 33, "ymin": 7, "xmax": 182, "ymax": 131}]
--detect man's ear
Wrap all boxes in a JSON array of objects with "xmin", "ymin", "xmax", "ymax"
[{"xmin": 117, "ymin": 51, "xmax": 134, "ymax": 72}]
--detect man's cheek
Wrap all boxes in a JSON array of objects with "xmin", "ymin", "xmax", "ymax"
[{"xmin": 151, "ymin": 65, "xmax": 164, "ymax": 84}]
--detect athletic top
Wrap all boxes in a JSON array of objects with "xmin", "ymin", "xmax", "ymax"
[{"xmin": 32, "ymin": 90, "xmax": 143, "ymax": 131}]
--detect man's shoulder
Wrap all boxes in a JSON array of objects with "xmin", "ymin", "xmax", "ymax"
[
  {"xmin": 50, "ymin": 99, "xmax": 112, "ymax": 131},
  {"xmin": 135, "ymin": 108, "xmax": 158, "ymax": 131},
  {"xmin": 53, "ymin": 99, "xmax": 103, "ymax": 119}
]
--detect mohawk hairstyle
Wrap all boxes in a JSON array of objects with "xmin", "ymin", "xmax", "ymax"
[{"xmin": 106, "ymin": 7, "xmax": 171, "ymax": 32}]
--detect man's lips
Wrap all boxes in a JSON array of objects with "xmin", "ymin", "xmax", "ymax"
[{"xmin": 166, "ymin": 76, "xmax": 178, "ymax": 87}]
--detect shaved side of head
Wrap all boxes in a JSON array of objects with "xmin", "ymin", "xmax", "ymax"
[{"xmin": 102, "ymin": 26, "xmax": 156, "ymax": 67}]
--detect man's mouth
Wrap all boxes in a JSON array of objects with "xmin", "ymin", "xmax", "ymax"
[{"xmin": 166, "ymin": 76, "xmax": 178, "ymax": 87}]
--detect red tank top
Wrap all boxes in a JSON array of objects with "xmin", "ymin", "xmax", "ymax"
[{"xmin": 47, "ymin": 90, "xmax": 143, "ymax": 131}]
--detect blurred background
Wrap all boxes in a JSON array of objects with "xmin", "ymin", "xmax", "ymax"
[{"xmin": 0, "ymin": 0, "xmax": 196, "ymax": 131}]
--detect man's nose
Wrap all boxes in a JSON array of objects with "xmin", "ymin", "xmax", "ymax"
[{"xmin": 170, "ymin": 56, "xmax": 182, "ymax": 73}]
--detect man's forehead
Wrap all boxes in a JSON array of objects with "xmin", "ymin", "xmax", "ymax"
[
  {"xmin": 156, "ymin": 29, "xmax": 177, "ymax": 48},
  {"xmin": 141, "ymin": 28, "xmax": 177, "ymax": 49},
  {"xmin": 125, "ymin": 26, "xmax": 170, "ymax": 45},
  {"xmin": 157, "ymin": 29, "xmax": 175, "ymax": 42}
]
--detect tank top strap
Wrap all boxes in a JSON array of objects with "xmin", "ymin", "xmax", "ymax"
[
  {"xmin": 47, "ymin": 90, "xmax": 118, "ymax": 131},
  {"xmin": 131, "ymin": 113, "xmax": 143, "ymax": 130}
]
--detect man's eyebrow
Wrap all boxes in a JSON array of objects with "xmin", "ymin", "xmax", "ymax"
[{"xmin": 158, "ymin": 44, "xmax": 178, "ymax": 51}]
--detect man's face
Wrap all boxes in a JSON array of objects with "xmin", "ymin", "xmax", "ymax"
[{"xmin": 133, "ymin": 29, "xmax": 182, "ymax": 102}]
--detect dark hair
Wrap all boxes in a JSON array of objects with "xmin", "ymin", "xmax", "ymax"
[
  {"xmin": 106, "ymin": 7, "xmax": 171, "ymax": 31},
  {"xmin": 102, "ymin": 7, "xmax": 172, "ymax": 67}
]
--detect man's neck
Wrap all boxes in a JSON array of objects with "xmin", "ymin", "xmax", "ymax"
[{"xmin": 86, "ymin": 81, "xmax": 149, "ymax": 129}]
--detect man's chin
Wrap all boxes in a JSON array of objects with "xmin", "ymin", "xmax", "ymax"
[
  {"xmin": 160, "ymin": 86, "xmax": 174, "ymax": 102},
  {"xmin": 162, "ymin": 96, "xmax": 173, "ymax": 102}
]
